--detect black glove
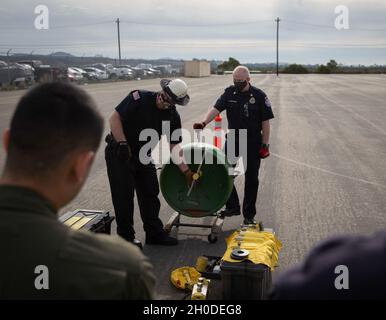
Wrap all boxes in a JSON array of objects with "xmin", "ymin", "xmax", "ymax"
[
  {"xmin": 193, "ymin": 122, "xmax": 206, "ymax": 130},
  {"xmin": 117, "ymin": 141, "xmax": 132, "ymax": 162}
]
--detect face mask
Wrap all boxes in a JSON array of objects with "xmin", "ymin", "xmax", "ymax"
[
  {"xmin": 234, "ymin": 80, "xmax": 248, "ymax": 92},
  {"xmin": 157, "ymin": 92, "xmax": 173, "ymax": 109}
]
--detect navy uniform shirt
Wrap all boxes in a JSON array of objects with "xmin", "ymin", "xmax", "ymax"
[
  {"xmin": 214, "ymin": 84, "xmax": 274, "ymax": 142},
  {"xmin": 270, "ymin": 230, "xmax": 386, "ymax": 299},
  {"xmin": 115, "ymin": 90, "xmax": 182, "ymax": 155}
]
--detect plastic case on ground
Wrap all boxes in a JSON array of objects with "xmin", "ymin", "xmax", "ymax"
[{"xmin": 59, "ymin": 209, "xmax": 114, "ymax": 234}]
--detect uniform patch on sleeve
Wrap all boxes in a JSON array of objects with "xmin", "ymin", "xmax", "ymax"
[
  {"xmin": 132, "ymin": 91, "xmax": 140, "ymax": 100},
  {"xmin": 265, "ymin": 96, "xmax": 272, "ymax": 108}
]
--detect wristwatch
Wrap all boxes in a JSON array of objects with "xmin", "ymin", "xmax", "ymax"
[{"xmin": 262, "ymin": 143, "xmax": 270, "ymax": 148}]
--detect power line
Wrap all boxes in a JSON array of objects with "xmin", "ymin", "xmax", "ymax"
[
  {"xmin": 0, "ymin": 42, "xmax": 116, "ymax": 50},
  {"xmin": 282, "ymin": 19, "xmax": 336, "ymax": 29},
  {"xmin": 1, "ymin": 17, "xmax": 385, "ymax": 31},
  {"xmin": 2, "ymin": 40, "xmax": 386, "ymax": 50},
  {"xmin": 281, "ymin": 18, "xmax": 386, "ymax": 32},
  {"xmin": 0, "ymin": 20, "xmax": 114, "ymax": 31},
  {"xmin": 288, "ymin": 43, "xmax": 386, "ymax": 48},
  {"xmin": 119, "ymin": 19, "xmax": 273, "ymax": 27},
  {"xmin": 0, "ymin": 19, "xmax": 274, "ymax": 31},
  {"xmin": 51, "ymin": 20, "xmax": 114, "ymax": 29}
]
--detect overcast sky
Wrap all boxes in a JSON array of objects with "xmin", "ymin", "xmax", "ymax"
[{"xmin": 0, "ymin": 0, "xmax": 386, "ymax": 64}]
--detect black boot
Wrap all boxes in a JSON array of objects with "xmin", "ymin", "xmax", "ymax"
[
  {"xmin": 219, "ymin": 207, "xmax": 241, "ymax": 217},
  {"xmin": 131, "ymin": 238, "xmax": 143, "ymax": 250},
  {"xmin": 243, "ymin": 218, "xmax": 257, "ymax": 225},
  {"xmin": 118, "ymin": 234, "xmax": 143, "ymax": 250},
  {"xmin": 146, "ymin": 231, "xmax": 178, "ymax": 246}
]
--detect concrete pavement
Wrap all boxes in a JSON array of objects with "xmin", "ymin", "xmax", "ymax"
[{"xmin": 0, "ymin": 74, "xmax": 385, "ymax": 299}]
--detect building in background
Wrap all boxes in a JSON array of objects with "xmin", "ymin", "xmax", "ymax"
[{"xmin": 184, "ymin": 60, "xmax": 211, "ymax": 77}]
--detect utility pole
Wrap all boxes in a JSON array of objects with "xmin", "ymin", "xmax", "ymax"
[
  {"xmin": 6, "ymin": 49, "xmax": 12, "ymax": 86},
  {"xmin": 275, "ymin": 17, "xmax": 280, "ymax": 76},
  {"xmin": 116, "ymin": 18, "xmax": 121, "ymax": 65}
]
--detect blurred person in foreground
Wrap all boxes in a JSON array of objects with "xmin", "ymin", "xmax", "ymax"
[{"xmin": 0, "ymin": 82, "xmax": 155, "ymax": 299}]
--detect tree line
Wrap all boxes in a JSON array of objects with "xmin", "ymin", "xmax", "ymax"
[{"xmin": 217, "ymin": 57, "xmax": 386, "ymax": 74}]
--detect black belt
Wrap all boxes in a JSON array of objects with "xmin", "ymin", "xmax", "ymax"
[
  {"xmin": 105, "ymin": 133, "xmax": 121, "ymax": 148},
  {"xmin": 106, "ymin": 134, "xmax": 134, "ymax": 152},
  {"xmin": 105, "ymin": 133, "xmax": 138, "ymax": 159}
]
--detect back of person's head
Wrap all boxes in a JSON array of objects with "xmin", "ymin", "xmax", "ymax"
[{"xmin": 3, "ymin": 82, "xmax": 104, "ymax": 207}]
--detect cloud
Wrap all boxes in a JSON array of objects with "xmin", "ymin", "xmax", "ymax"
[{"xmin": 0, "ymin": 0, "xmax": 385, "ymax": 64}]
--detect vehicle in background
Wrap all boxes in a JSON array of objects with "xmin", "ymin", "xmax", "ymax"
[
  {"xmin": 143, "ymin": 69, "xmax": 154, "ymax": 77},
  {"xmin": 67, "ymin": 67, "xmax": 84, "ymax": 82},
  {"xmin": 105, "ymin": 64, "xmax": 119, "ymax": 79},
  {"xmin": 153, "ymin": 65, "xmax": 173, "ymax": 75},
  {"xmin": 116, "ymin": 64, "xmax": 132, "ymax": 69},
  {"xmin": 71, "ymin": 67, "xmax": 89, "ymax": 80},
  {"xmin": 16, "ymin": 63, "xmax": 34, "ymax": 74},
  {"xmin": 134, "ymin": 63, "xmax": 163, "ymax": 78},
  {"xmin": 148, "ymin": 67, "xmax": 161, "ymax": 76},
  {"xmin": 129, "ymin": 67, "xmax": 148, "ymax": 79},
  {"xmin": 115, "ymin": 66, "xmax": 134, "ymax": 79},
  {"xmin": 0, "ymin": 62, "xmax": 35, "ymax": 88},
  {"xmin": 83, "ymin": 66, "xmax": 109, "ymax": 80},
  {"xmin": 136, "ymin": 63, "xmax": 153, "ymax": 69},
  {"xmin": 91, "ymin": 63, "xmax": 118, "ymax": 80},
  {"xmin": 16, "ymin": 60, "xmax": 42, "ymax": 69},
  {"xmin": 17, "ymin": 61, "xmax": 65, "ymax": 83},
  {"xmin": 77, "ymin": 67, "xmax": 98, "ymax": 80}
]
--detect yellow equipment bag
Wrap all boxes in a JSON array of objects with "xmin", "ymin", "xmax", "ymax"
[{"xmin": 170, "ymin": 267, "xmax": 201, "ymax": 290}]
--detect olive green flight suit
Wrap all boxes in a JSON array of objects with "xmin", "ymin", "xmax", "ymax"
[{"xmin": 0, "ymin": 185, "xmax": 155, "ymax": 300}]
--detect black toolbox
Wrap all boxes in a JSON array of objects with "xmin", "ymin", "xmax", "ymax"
[
  {"xmin": 59, "ymin": 209, "xmax": 114, "ymax": 234},
  {"xmin": 220, "ymin": 261, "xmax": 272, "ymax": 300}
]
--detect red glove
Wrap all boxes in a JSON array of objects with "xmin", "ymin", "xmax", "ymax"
[
  {"xmin": 259, "ymin": 144, "xmax": 270, "ymax": 159},
  {"xmin": 193, "ymin": 122, "xmax": 206, "ymax": 130}
]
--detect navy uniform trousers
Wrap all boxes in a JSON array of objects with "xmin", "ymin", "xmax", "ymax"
[{"xmin": 105, "ymin": 141, "xmax": 164, "ymax": 240}]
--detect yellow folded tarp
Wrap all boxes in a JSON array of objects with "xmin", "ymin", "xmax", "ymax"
[{"xmin": 222, "ymin": 228, "xmax": 282, "ymax": 270}]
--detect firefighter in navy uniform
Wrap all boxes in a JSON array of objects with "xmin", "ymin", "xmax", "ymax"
[
  {"xmin": 105, "ymin": 79, "xmax": 193, "ymax": 246},
  {"xmin": 193, "ymin": 66, "xmax": 274, "ymax": 225}
]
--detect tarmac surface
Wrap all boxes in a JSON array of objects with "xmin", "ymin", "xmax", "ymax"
[{"xmin": 1, "ymin": 74, "xmax": 386, "ymax": 299}]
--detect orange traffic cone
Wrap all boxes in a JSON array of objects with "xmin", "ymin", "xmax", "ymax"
[{"xmin": 214, "ymin": 114, "xmax": 222, "ymax": 148}]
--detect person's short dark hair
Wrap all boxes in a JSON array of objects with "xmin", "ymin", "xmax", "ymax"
[{"xmin": 5, "ymin": 82, "xmax": 104, "ymax": 177}]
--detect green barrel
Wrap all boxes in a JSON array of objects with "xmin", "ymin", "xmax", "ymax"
[{"xmin": 160, "ymin": 143, "xmax": 233, "ymax": 218}]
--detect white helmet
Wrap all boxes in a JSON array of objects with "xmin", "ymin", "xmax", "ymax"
[{"xmin": 160, "ymin": 79, "xmax": 190, "ymax": 106}]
